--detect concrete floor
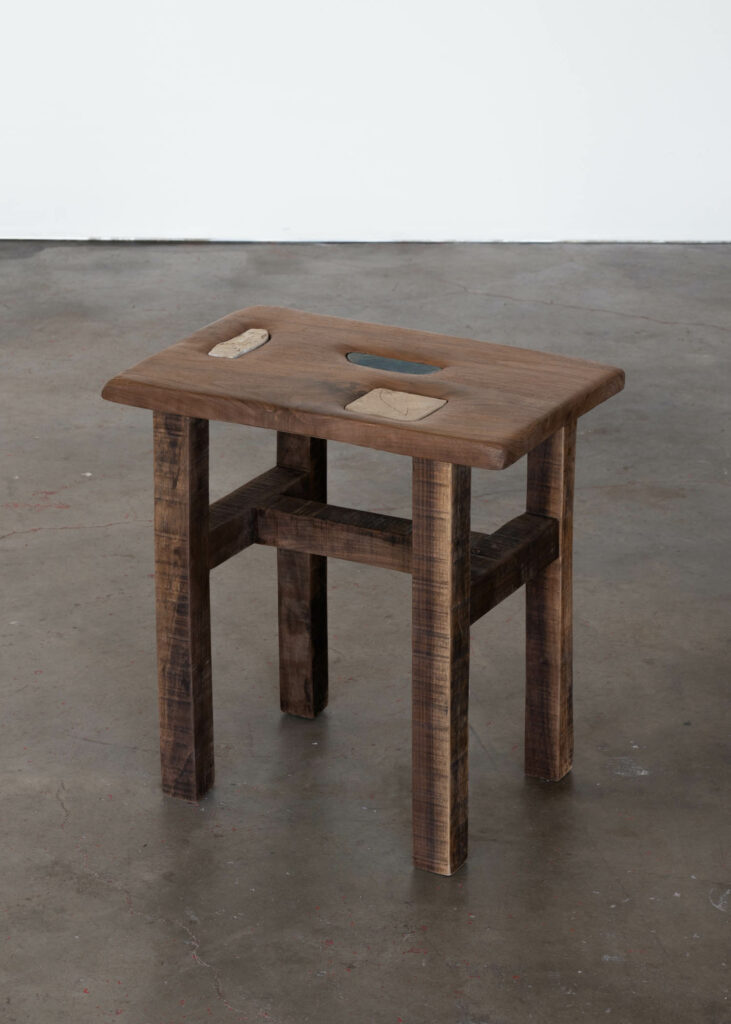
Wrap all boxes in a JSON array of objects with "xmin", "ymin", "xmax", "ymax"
[{"xmin": 1, "ymin": 241, "xmax": 729, "ymax": 1024}]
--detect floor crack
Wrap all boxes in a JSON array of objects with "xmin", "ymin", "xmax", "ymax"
[
  {"xmin": 446, "ymin": 281, "xmax": 731, "ymax": 334},
  {"xmin": 0, "ymin": 519, "xmax": 151, "ymax": 542},
  {"xmin": 55, "ymin": 780, "xmax": 70, "ymax": 829},
  {"xmin": 75, "ymin": 857, "xmax": 247, "ymax": 1015},
  {"xmin": 180, "ymin": 922, "xmax": 245, "ymax": 1014}
]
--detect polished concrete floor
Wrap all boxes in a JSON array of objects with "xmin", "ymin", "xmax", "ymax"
[{"xmin": 1, "ymin": 242, "xmax": 729, "ymax": 1024}]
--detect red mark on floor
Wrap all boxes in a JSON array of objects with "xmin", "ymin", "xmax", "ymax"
[{"xmin": 4, "ymin": 501, "xmax": 71, "ymax": 511}]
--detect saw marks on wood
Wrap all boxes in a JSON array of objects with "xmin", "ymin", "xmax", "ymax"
[{"xmin": 345, "ymin": 388, "xmax": 447, "ymax": 422}]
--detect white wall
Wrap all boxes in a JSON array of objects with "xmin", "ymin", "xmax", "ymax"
[{"xmin": 2, "ymin": 0, "xmax": 730, "ymax": 241}]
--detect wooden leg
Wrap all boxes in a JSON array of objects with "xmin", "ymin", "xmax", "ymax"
[
  {"xmin": 276, "ymin": 433, "xmax": 328, "ymax": 718},
  {"xmin": 525, "ymin": 420, "xmax": 576, "ymax": 780},
  {"xmin": 153, "ymin": 412, "xmax": 214, "ymax": 800},
  {"xmin": 411, "ymin": 459, "xmax": 471, "ymax": 875}
]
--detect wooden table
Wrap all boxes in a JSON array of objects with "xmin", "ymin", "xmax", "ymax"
[{"xmin": 102, "ymin": 306, "xmax": 624, "ymax": 875}]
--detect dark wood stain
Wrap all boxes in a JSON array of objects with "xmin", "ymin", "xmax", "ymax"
[
  {"xmin": 208, "ymin": 465, "xmax": 307, "ymax": 569},
  {"xmin": 102, "ymin": 306, "xmax": 624, "ymax": 471},
  {"xmin": 103, "ymin": 309, "xmax": 623, "ymax": 874},
  {"xmin": 525, "ymin": 420, "xmax": 576, "ymax": 780},
  {"xmin": 153, "ymin": 412, "xmax": 214, "ymax": 800},
  {"xmin": 276, "ymin": 433, "xmax": 328, "ymax": 718},
  {"xmin": 411, "ymin": 459, "xmax": 471, "ymax": 875}
]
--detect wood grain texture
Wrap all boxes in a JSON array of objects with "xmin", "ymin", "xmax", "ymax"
[
  {"xmin": 255, "ymin": 498, "xmax": 557, "ymax": 618},
  {"xmin": 208, "ymin": 465, "xmax": 307, "ymax": 569},
  {"xmin": 102, "ymin": 306, "xmax": 624, "ymax": 471},
  {"xmin": 257, "ymin": 497, "xmax": 413, "ymax": 572},
  {"xmin": 153, "ymin": 412, "xmax": 214, "ymax": 800},
  {"xmin": 276, "ymin": 433, "xmax": 328, "ymax": 718},
  {"xmin": 469, "ymin": 513, "xmax": 558, "ymax": 624},
  {"xmin": 525, "ymin": 421, "xmax": 576, "ymax": 781},
  {"xmin": 412, "ymin": 459, "xmax": 471, "ymax": 875}
]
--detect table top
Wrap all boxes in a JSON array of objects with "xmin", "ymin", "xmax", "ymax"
[{"xmin": 102, "ymin": 306, "xmax": 624, "ymax": 470}]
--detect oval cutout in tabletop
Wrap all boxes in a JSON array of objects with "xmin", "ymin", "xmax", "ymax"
[{"xmin": 346, "ymin": 352, "xmax": 441, "ymax": 375}]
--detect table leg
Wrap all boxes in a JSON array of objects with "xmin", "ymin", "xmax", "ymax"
[
  {"xmin": 412, "ymin": 459, "xmax": 471, "ymax": 874},
  {"xmin": 276, "ymin": 433, "xmax": 328, "ymax": 717},
  {"xmin": 153, "ymin": 412, "xmax": 214, "ymax": 800},
  {"xmin": 525, "ymin": 420, "xmax": 576, "ymax": 780}
]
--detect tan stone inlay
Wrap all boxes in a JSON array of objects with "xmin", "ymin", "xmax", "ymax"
[
  {"xmin": 209, "ymin": 328, "xmax": 270, "ymax": 359},
  {"xmin": 345, "ymin": 388, "xmax": 447, "ymax": 422}
]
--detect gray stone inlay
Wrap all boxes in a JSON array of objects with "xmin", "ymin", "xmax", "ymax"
[{"xmin": 346, "ymin": 352, "xmax": 441, "ymax": 375}]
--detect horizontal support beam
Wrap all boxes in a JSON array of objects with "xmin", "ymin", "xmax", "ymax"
[
  {"xmin": 210, "ymin": 470, "xmax": 558, "ymax": 619},
  {"xmin": 257, "ymin": 496, "xmax": 413, "ymax": 572},
  {"xmin": 468, "ymin": 512, "xmax": 558, "ymax": 624},
  {"xmin": 208, "ymin": 466, "xmax": 308, "ymax": 569},
  {"xmin": 255, "ymin": 494, "xmax": 558, "ymax": 620}
]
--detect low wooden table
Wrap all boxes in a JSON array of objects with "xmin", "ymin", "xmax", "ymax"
[{"xmin": 102, "ymin": 306, "xmax": 624, "ymax": 875}]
